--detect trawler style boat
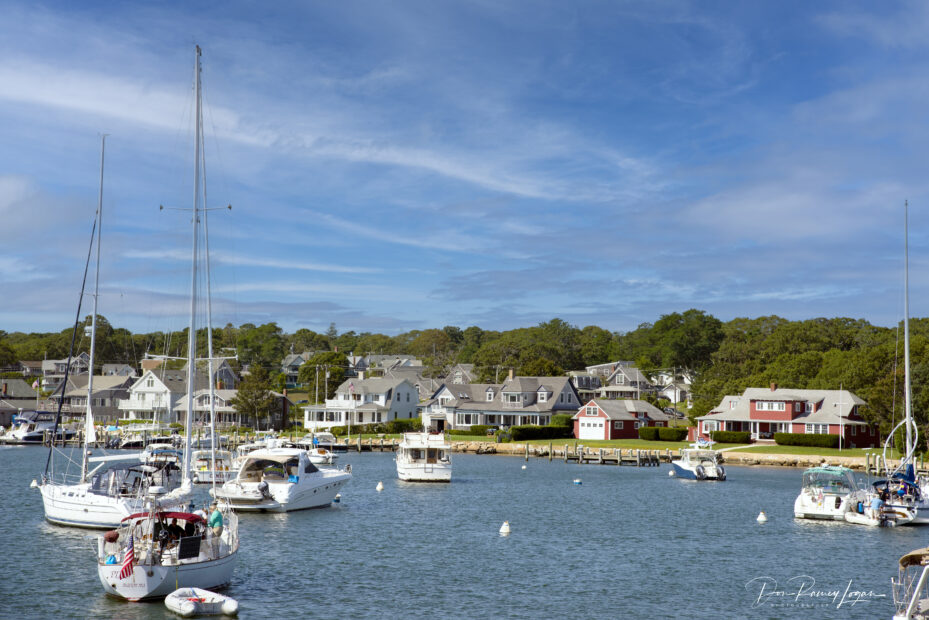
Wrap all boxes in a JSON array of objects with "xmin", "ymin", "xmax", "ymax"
[
  {"xmin": 97, "ymin": 505, "xmax": 238, "ymax": 601},
  {"xmin": 670, "ymin": 446, "xmax": 725, "ymax": 481},
  {"xmin": 396, "ymin": 432, "xmax": 452, "ymax": 482},
  {"xmin": 210, "ymin": 447, "xmax": 352, "ymax": 511},
  {"xmin": 8, "ymin": 410, "xmax": 75, "ymax": 443}
]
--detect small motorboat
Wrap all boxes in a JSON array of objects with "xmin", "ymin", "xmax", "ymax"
[
  {"xmin": 844, "ymin": 491, "xmax": 916, "ymax": 527},
  {"xmin": 306, "ymin": 447, "xmax": 338, "ymax": 465},
  {"xmin": 165, "ymin": 587, "xmax": 239, "ymax": 616},
  {"xmin": 670, "ymin": 446, "xmax": 725, "ymax": 481}
]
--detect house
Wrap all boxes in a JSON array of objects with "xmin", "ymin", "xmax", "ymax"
[
  {"xmin": 102, "ymin": 363, "xmax": 137, "ymax": 378},
  {"xmin": 444, "ymin": 364, "xmax": 475, "ymax": 385},
  {"xmin": 117, "ymin": 369, "xmax": 209, "ymax": 425},
  {"xmin": 182, "ymin": 359, "xmax": 238, "ymax": 390},
  {"xmin": 573, "ymin": 399, "xmax": 671, "ymax": 440},
  {"xmin": 598, "ymin": 365, "xmax": 655, "ymax": 399},
  {"xmin": 41, "ymin": 352, "xmax": 90, "ymax": 391},
  {"xmin": 691, "ymin": 384, "xmax": 879, "ymax": 448},
  {"xmin": 281, "ymin": 351, "xmax": 315, "ymax": 386},
  {"xmin": 383, "ymin": 367, "xmax": 441, "ymax": 402},
  {"xmin": 653, "ymin": 370, "xmax": 694, "ymax": 387},
  {"xmin": 567, "ymin": 371, "xmax": 602, "ymax": 403},
  {"xmin": 174, "ymin": 388, "xmax": 239, "ymax": 428},
  {"xmin": 585, "ymin": 360, "xmax": 637, "ymax": 378},
  {"xmin": 17, "ymin": 361, "xmax": 43, "ymax": 378},
  {"xmin": 303, "ymin": 377, "xmax": 419, "ymax": 431},
  {"xmin": 59, "ymin": 375, "xmax": 134, "ymax": 424},
  {"xmin": 0, "ymin": 379, "xmax": 39, "ymax": 427},
  {"xmin": 658, "ymin": 382, "xmax": 690, "ymax": 405},
  {"xmin": 422, "ymin": 371, "xmax": 582, "ymax": 432}
]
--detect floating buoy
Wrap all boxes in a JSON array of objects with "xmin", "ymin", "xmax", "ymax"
[
  {"xmin": 333, "ymin": 493, "xmax": 341, "ymax": 503},
  {"xmin": 521, "ymin": 465, "xmax": 526, "ymax": 470},
  {"xmin": 29, "ymin": 479, "xmax": 38, "ymax": 488},
  {"xmin": 757, "ymin": 511, "xmax": 767, "ymax": 523},
  {"xmin": 376, "ymin": 481, "xmax": 384, "ymax": 492},
  {"xmin": 499, "ymin": 521, "xmax": 511, "ymax": 536},
  {"xmin": 668, "ymin": 470, "xmax": 675, "ymax": 477},
  {"xmin": 573, "ymin": 478, "xmax": 582, "ymax": 485}
]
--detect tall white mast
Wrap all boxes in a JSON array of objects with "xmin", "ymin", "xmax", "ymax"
[
  {"xmin": 81, "ymin": 134, "xmax": 105, "ymax": 481},
  {"xmin": 904, "ymin": 200, "xmax": 914, "ymax": 462},
  {"xmin": 183, "ymin": 46, "xmax": 202, "ymax": 485}
]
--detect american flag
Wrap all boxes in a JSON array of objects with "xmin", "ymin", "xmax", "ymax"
[{"xmin": 119, "ymin": 536, "xmax": 134, "ymax": 580}]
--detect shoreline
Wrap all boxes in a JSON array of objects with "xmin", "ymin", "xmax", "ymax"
[{"xmin": 449, "ymin": 441, "xmax": 875, "ymax": 471}]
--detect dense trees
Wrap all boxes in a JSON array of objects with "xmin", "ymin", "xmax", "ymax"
[{"xmin": 6, "ymin": 310, "xmax": 927, "ymax": 440}]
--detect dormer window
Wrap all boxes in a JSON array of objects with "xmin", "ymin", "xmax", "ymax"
[
  {"xmin": 538, "ymin": 390, "xmax": 547, "ymax": 402},
  {"xmin": 486, "ymin": 389, "xmax": 494, "ymax": 402}
]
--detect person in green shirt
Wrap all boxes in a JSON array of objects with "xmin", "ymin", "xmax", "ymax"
[{"xmin": 208, "ymin": 502, "xmax": 223, "ymax": 535}]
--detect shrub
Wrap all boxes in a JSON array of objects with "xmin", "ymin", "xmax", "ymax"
[
  {"xmin": 386, "ymin": 418, "xmax": 422, "ymax": 434},
  {"xmin": 551, "ymin": 414, "xmax": 574, "ymax": 427},
  {"xmin": 638, "ymin": 427, "xmax": 659, "ymax": 440},
  {"xmin": 657, "ymin": 427, "xmax": 688, "ymax": 441},
  {"xmin": 509, "ymin": 424, "xmax": 574, "ymax": 441},
  {"xmin": 169, "ymin": 422, "xmax": 183, "ymax": 430},
  {"xmin": 710, "ymin": 430, "xmax": 751, "ymax": 444},
  {"xmin": 774, "ymin": 432, "xmax": 839, "ymax": 448},
  {"xmin": 331, "ymin": 426, "xmax": 346, "ymax": 437},
  {"xmin": 447, "ymin": 429, "xmax": 477, "ymax": 436},
  {"xmin": 468, "ymin": 425, "xmax": 493, "ymax": 436}
]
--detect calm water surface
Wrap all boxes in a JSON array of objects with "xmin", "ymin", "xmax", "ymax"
[{"xmin": 0, "ymin": 445, "xmax": 921, "ymax": 619}]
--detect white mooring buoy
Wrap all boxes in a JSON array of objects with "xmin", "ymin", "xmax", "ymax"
[
  {"xmin": 499, "ymin": 521, "xmax": 511, "ymax": 536},
  {"xmin": 521, "ymin": 465, "xmax": 526, "ymax": 470},
  {"xmin": 757, "ymin": 511, "xmax": 767, "ymax": 523},
  {"xmin": 376, "ymin": 481, "xmax": 384, "ymax": 492},
  {"xmin": 668, "ymin": 470, "xmax": 675, "ymax": 477}
]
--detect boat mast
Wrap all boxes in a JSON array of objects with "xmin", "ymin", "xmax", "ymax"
[
  {"xmin": 81, "ymin": 134, "xmax": 106, "ymax": 481},
  {"xmin": 183, "ymin": 45, "xmax": 203, "ymax": 485},
  {"xmin": 904, "ymin": 200, "xmax": 914, "ymax": 463},
  {"xmin": 201, "ymin": 99, "xmax": 219, "ymax": 492}
]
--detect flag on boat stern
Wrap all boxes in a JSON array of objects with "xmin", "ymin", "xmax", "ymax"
[{"xmin": 119, "ymin": 536, "xmax": 134, "ymax": 579}]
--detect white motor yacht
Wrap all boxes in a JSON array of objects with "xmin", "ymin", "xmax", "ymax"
[
  {"xmin": 396, "ymin": 432, "xmax": 452, "ymax": 482},
  {"xmin": 211, "ymin": 447, "xmax": 352, "ymax": 511},
  {"xmin": 794, "ymin": 465, "xmax": 860, "ymax": 520}
]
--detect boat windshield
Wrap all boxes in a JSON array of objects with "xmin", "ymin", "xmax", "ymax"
[
  {"xmin": 801, "ymin": 468, "xmax": 858, "ymax": 493},
  {"xmin": 241, "ymin": 456, "xmax": 318, "ymax": 480}
]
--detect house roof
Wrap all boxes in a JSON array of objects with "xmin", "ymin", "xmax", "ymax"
[
  {"xmin": 438, "ymin": 376, "xmax": 578, "ymax": 414},
  {"xmin": 64, "ymin": 375, "xmax": 133, "ymax": 396},
  {"xmin": 336, "ymin": 376, "xmax": 411, "ymax": 395},
  {"xmin": 0, "ymin": 378, "xmax": 37, "ymax": 399},
  {"xmin": 700, "ymin": 387, "xmax": 867, "ymax": 425},
  {"xmin": 573, "ymin": 399, "xmax": 670, "ymax": 421}
]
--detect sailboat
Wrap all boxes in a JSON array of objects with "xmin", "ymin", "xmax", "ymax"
[
  {"xmin": 96, "ymin": 46, "xmax": 238, "ymax": 599},
  {"xmin": 879, "ymin": 201, "xmax": 929, "ymax": 524},
  {"xmin": 35, "ymin": 136, "xmax": 183, "ymax": 529}
]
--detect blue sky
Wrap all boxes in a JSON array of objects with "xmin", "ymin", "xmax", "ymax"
[{"xmin": 1, "ymin": 1, "xmax": 927, "ymax": 337}]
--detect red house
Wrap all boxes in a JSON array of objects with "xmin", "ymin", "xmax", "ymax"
[
  {"xmin": 572, "ymin": 399, "xmax": 670, "ymax": 440},
  {"xmin": 691, "ymin": 384, "xmax": 880, "ymax": 448}
]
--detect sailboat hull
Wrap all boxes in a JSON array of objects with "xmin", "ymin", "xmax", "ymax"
[{"xmin": 99, "ymin": 550, "xmax": 237, "ymax": 601}]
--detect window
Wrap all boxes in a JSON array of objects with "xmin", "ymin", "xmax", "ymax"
[
  {"xmin": 486, "ymin": 390, "xmax": 494, "ymax": 402},
  {"xmin": 614, "ymin": 421, "xmax": 623, "ymax": 429},
  {"xmin": 634, "ymin": 421, "xmax": 641, "ymax": 429},
  {"xmin": 538, "ymin": 391, "xmax": 547, "ymax": 402},
  {"xmin": 850, "ymin": 426, "xmax": 857, "ymax": 436},
  {"xmin": 794, "ymin": 402, "xmax": 802, "ymax": 413},
  {"xmin": 585, "ymin": 406, "xmax": 598, "ymax": 416},
  {"xmin": 146, "ymin": 377, "xmax": 154, "ymax": 388},
  {"xmin": 406, "ymin": 392, "xmax": 410, "ymax": 402},
  {"xmin": 805, "ymin": 424, "xmax": 828, "ymax": 434},
  {"xmin": 805, "ymin": 402, "xmax": 813, "ymax": 412},
  {"xmin": 703, "ymin": 421, "xmax": 717, "ymax": 433}
]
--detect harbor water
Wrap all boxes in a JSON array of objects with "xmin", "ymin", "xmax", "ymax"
[{"xmin": 0, "ymin": 445, "xmax": 920, "ymax": 619}]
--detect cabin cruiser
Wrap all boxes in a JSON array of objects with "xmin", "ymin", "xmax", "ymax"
[
  {"xmin": 289, "ymin": 435, "xmax": 339, "ymax": 465},
  {"xmin": 670, "ymin": 447, "xmax": 725, "ymax": 480},
  {"xmin": 5, "ymin": 411, "xmax": 75, "ymax": 443},
  {"xmin": 794, "ymin": 465, "xmax": 861, "ymax": 520},
  {"xmin": 97, "ymin": 505, "xmax": 238, "ymax": 600},
  {"xmin": 311, "ymin": 431, "xmax": 345, "ymax": 452},
  {"xmin": 191, "ymin": 449, "xmax": 236, "ymax": 484},
  {"xmin": 396, "ymin": 432, "xmax": 452, "ymax": 482},
  {"xmin": 210, "ymin": 447, "xmax": 352, "ymax": 511},
  {"xmin": 893, "ymin": 546, "xmax": 929, "ymax": 619}
]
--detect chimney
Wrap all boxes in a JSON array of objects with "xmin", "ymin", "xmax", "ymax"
[
  {"xmin": 770, "ymin": 382, "xmax": 777, "ymax": 392},
  {"xmin": 508, "ymin": 368, "xmax": 514, "ymax": 381}
]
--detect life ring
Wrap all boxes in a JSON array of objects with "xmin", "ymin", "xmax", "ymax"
[{"xmin": 695, "ymin": 465, "xmax": 706, "ymax": 480}]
